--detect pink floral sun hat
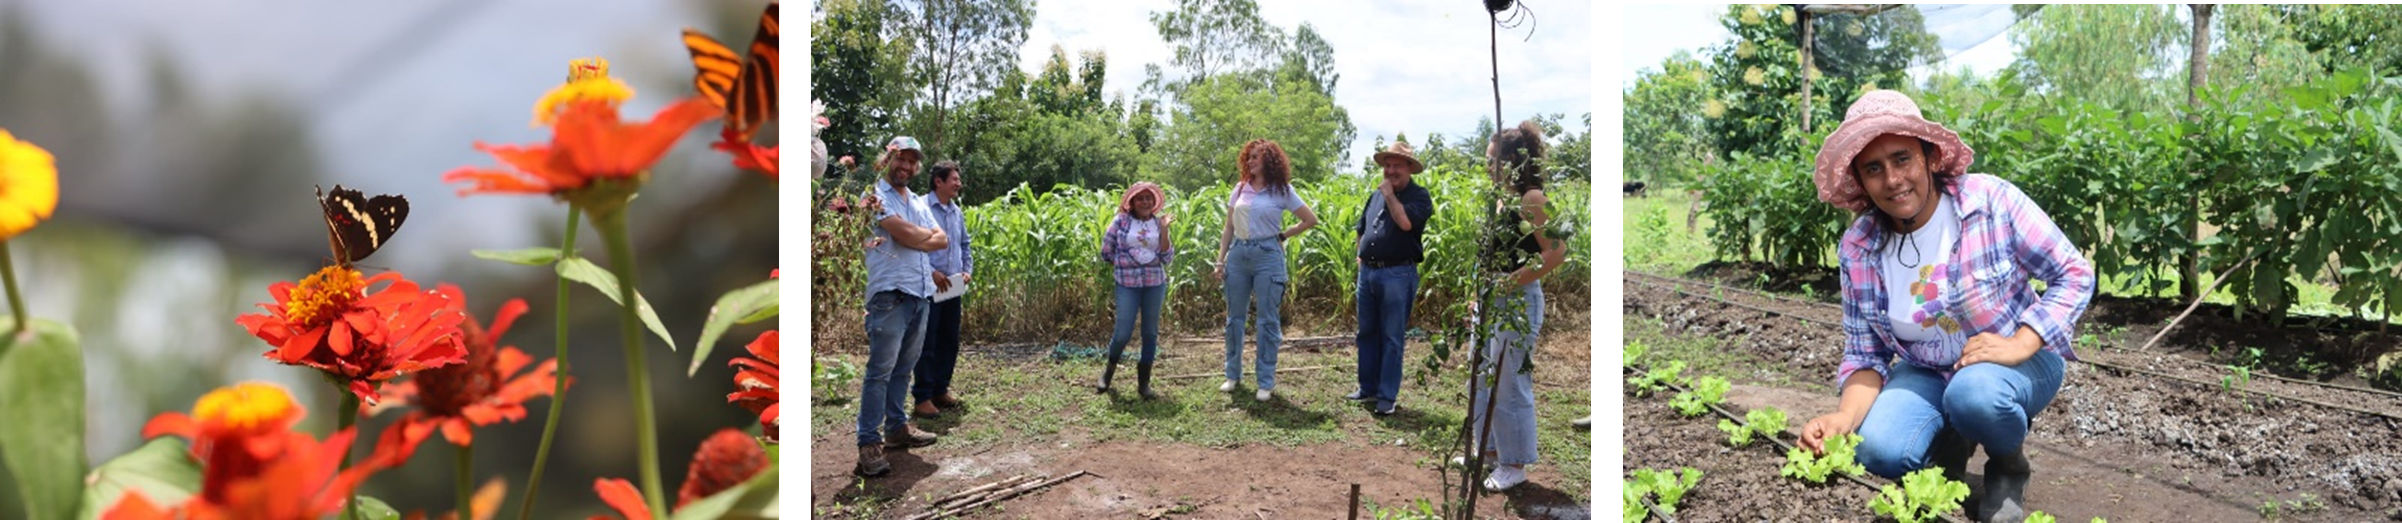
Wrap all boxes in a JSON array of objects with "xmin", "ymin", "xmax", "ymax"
[
  {"xmin": 1119, "ymin": 182, "xmax": 1167, "ymax": 214},
  {"xmin": 1812, "ymin": 90, "xmax": 1976, "ymax": 213}
]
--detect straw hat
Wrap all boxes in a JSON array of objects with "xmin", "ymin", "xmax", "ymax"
[{"xmin": 1811, "ymin": 90, "xmax": 1975, "ymax": 213}]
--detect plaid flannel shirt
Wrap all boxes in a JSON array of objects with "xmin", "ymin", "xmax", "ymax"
[{"xmin": 1101, "ymin": 213, "xmax": 1174, "ymax": 288}]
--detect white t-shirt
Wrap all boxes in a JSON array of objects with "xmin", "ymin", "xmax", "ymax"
[
  {"xmin": 1128, "ymin": 218, "xmax": 1161, "ymax": 264},
  {"xmin": 1881, "ymin": 195, "xmax": 1964, "ymax": 343},
  {"xmin": 1228, "ymin": 182, "xmax": 1309, "ymax": 241}
]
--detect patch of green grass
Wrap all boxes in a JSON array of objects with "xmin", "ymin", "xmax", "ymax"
[{"xmin": 1624, "ymin": 191, "xmax": 1715, "ymax": 274}]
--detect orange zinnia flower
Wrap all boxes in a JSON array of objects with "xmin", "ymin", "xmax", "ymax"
[
  {"xmin": 443, "ymin": 98, "xmax": 720, "ymax": 199},
  {"xmin": 594, "ymin": 428, "xmax": 769, "ymax": 519},
  {"xmin": 676, "ymin": 429, "xmax": 768, "ymax": 508},
  {"xmin": 711, "ymin": 128, "xmax": 778, "ymax": 179},
  {"xmin": 726, "ymin": 330, "xmax": 778, "ymax": 443},
  {"xmin": 104, "ymin": 382, "xmax": 425, "ymax": 520},
  {"xmin": 367, "ymin": 286, "xmax": 564, "ymax": 446},
  {"xmin": 235, "ymin": 267, "xmax": 467, "ymax": 404}
]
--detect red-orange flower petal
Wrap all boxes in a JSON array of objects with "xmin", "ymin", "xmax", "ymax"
[
  {"xmin": 675, "ymin": 428, "xmax": 768, "ymax": 509},
  {"xmin": 239, "ymin": 268, "xmax": 466, "ymax": 405},
  {"xmin": 593, "ymin": 478, "xmax": 652, "ymax": 520},
  {"xmin": 726, "ymin": 330, "xmax": 779, "ymax": 442},
  {"xmin": 447, "ymin": 97, "xmax": 721, "ymax": 198},
  {"xmin": 366, "ymin": 290, "xmax": 562, "ymax": 448}
]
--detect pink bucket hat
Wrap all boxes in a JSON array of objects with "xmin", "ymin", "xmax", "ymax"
[
  {"xmin": 1120, "ymin": 182, "xmax": 1167, "ymax": 214},
  {"xmin": 1812, "ymin": 90, "xmax": 1976, "ymax": 213}
]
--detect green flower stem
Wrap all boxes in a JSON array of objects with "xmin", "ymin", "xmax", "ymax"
[
  {"xmin": 1, "ymin": 242, "xmax": 25, "ymax": 334},
  {"xmin": 518, "ymin": 206, "xmax": 582, "ymax": 519},
  {"xmin": 336, "ymin": 392, "xmax": 360, "ymax": 520},
  {"xmin": 596, "ymin": 208, "xmax": 666, "ymax": 518},
  {"xmin": 456, "ymin": 441, "xmax": 474, "ymax": 520}
]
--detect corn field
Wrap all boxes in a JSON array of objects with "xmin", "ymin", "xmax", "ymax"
[{"xmin": 810, "ymin": 166, "xmax": 1590, "ymax": 351}]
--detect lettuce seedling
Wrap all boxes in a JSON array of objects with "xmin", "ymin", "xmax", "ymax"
[
  {"xmin": 1669, "ymin": 376, "xmax": 1731, "ymax": 416},
  {"xmin": 1624, "ymin": 339, "xmax": 1648, "ymax": 368},
  {"xmin": 1718, "ymin": 407, "xmax": 1788, "ymax": 447},
  {"xmin": 1628, "ymin": 360, "xmax": 1685, "ymax": 397},
  {"xmin": 1780, "ymin": 433, "xmax": 1866, "ymax": 483},
  {"xmin": 1868, "ymin": 467, "xmax": 1969, "ymax": 523},
  {"xmin": 1629, "ymin": 467, "xmax": 1703, "ymax": 515}
]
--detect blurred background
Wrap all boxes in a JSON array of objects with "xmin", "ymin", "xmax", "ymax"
[{"xmin": 0, "ymin": 0, "xmax": 778, "ymax": 518}]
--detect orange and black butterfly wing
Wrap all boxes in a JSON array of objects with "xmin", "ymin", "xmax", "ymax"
[
  {"xmin": 684, "ymin": 3, "xmax": 778, "ymax": 141},
  {"xmin": 681, "ymin": 29, "xmax": 741, "ymax": 111},
  {"xmin": 729, "ymin": 3, "xmax": 778, "ymax": 140}
]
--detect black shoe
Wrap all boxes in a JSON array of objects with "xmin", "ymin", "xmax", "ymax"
[
  {"xmin": 1136, "ymin": 362, "xmax": 1160, "ymax": 400},
  {"xmin": 1980, "ymin": 450, "xmax": 2032, "ymax": 523},
  {"xmin": 1372, "ymin": 404, "xmax": 1397, "ymax": 416},
  {"xmin": 1097, "ymin": 351, "xmax": 1122, "ymax": 394},
  {"xmin": 1570, "ymin": 417, "xmax": 1592, "ymax": 429}
]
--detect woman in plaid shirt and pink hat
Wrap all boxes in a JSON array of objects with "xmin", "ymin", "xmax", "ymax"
[
  {"xmin": 1792, "ymin": 90, "xmax": 2097, "ymax": 523},
  {"xmin": 1095, "ymin": 182, "xmax": 1176, "ymax": 399}
]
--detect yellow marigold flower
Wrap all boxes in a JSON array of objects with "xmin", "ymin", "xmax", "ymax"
[
  {"xmin": 0, "ymin": 130, "xmax": 58, "ymax": 241},
  {"xmin": 1744, "ymin": 67, "xmax": 1767, "ymax": 86},
  {"xmin": 531, "ymin": 57, "xmax": 634, "ymax": 127}
]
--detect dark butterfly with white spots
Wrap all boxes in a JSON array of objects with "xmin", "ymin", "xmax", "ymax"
[{"xmin": 316, "ymin": 185, "xmax": 408, "ymax": 266}]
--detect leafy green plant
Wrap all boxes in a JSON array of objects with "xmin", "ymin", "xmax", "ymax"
[
  {"xmin": 1366, "ymin": 498, "xmax": 1442, "ymax": 520},
  {"xmin": 813, "ymin": 358, "xmax": 861, "ymax": 404},
  {"xmin": 1669, "ymin": 376, "xmax": 1732, "ymax": 416},
  {"xmin": 1780, "ymin": 433, "xmax": 1865, "ymax": 483},
  {"xmin": 1628, "ymin": 360, "xmax": 1686, "ymax": 397},
  {"xmin": 1621, "ymin": 482, "xmax": 1649, "ymax": 523},
  {"xmin": 1868, "ymin": 467, "xmax": 1969, "ymax": 523},
  {"xmin": 1624, "ymin": 339, "xmax": 1648, "ymax": 368},
  {"xmin": 1626, "ymin": 467, "xmax": 1703, "ymax": 518},
  {"xmin": 1717, "ymin": 407, "xmax": 1788, "ymax": 447},
  {"xmin": 2222, "ymin": 364, "xmax": 2254, "ymax": 391}
]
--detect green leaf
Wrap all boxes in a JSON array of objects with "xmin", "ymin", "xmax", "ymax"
[
  {"xmin": 557, "ymin": 257, "xmax": 678, "ymax": 352},
  {"xmin": 0, "ymin": 319, "xmax": 85, "ymax": 520},
  {"xmin": 75, "ymin": 438, "xmax": 198, "ymax": 520},
  {"xmin": 471, "ymin": 247, "xmax": 563, "ymax": 266},
  {"xmin": 356, "ymin": 495, "xmax": 400, "ymax": 520},
  {"xmin": 672, "ymin": 464, "xmax": 778, "ymax": 520},
  {"xmin": 690, "ymin": 279, "xmax": 780, "ymax": 376}
]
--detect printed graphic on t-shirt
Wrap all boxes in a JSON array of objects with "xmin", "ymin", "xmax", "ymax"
[{"xmin": 1909, "ymin": 264, "xmax": 1963, "ymax": 334}]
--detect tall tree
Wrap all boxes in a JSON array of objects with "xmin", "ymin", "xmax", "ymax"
[
  {"xmin": 2005, "ymin": 4, "xmax": 2186, "ymax": 110},
  {"xmin": 1283, "ymin": 23, "xmax": 1339, "ymax": 95},
  {"xmin": 1149, "ymin": 0, "xmax": 1284, "ymax": 85},
  {"xmin": 1702, "ymin": 4, "xmax": 1927, "ymax": 159},
  {"xmin": 810, "ymin": 0, "xmax": 916, "ymax": 166},
  {"xmin": 903, "ymin": 0, "xmax": 1034, "ymax": 156},
  {"xmin": 1623, "ymin": 51, "xmax": 1713, "ymax": 187},
  {"xmin": 2277, "ymin": 5, "xmax": 2402, "ymax": 76}
]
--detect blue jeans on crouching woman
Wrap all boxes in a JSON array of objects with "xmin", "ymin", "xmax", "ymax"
[{"xmin": 1853, "ymin": 349, "xmax": 2065, "ymax": 479}]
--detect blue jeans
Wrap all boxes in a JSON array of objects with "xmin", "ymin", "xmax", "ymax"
[
  {"xmin": 858, "ymin": 291, "xmax": 929, "ymax": 446},
  {"xmin": 1355, "ymin": 264, "xmax": 1419, "ymax": 410},
  {"xmin": 1223, "ymin": 238, "xmax": 1288, "ymax": 390},
  {"xmin": 1108, "ymin": 284, "xmax": 1166, "ymax": 364},
  {"xmin": 1471, "ymin": 283, "xmax": 1544, "ymax": 465},
  {"xmin": 1855, "ymin": 350, "xmax": 2066, "ymax": 479},
  {"xmin": 911, "ymin": 297, "xmax": 963, "ymax": 404}
]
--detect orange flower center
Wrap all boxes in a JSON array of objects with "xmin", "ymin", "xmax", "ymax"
[
  {"xmin": 283, "ymin": 266, "xmax": 365, "ymax": 327},
  {"xmin": 193, "ymin": 382, "xmax": 299, "ymax": 434}
]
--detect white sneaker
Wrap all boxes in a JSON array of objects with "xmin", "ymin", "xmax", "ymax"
[
  {"xmin": 1483, "ymin": 465, "xmax": 1527, "ymax": 491},
  {"xmin": 1219, "ymin": 380, "xmax": 1236, "ymax": 392},
  {"xmin": 1256, "ymin": 389, "xmax": 1272, "ymax": 401}
]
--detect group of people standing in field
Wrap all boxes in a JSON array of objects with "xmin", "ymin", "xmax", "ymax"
[{"xmin": 839, "ymin": 121, "xmax": 1571, "ymax": 492}]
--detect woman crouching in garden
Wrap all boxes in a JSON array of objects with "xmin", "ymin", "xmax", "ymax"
[{"xmin": 1096, "ymin": 182, "xmax": 1174, "ymax": 399}]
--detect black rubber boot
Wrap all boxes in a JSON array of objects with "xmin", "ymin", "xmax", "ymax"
[
  {"xmin": 1137, "ymin": 362, "xmax": 1160, "ymax": 400},
  {"xmin": 1097, "ymin": 350, "xmax": 1121, "ymax": 393},
  {"xmin": 1930, "ymin": 431, "xmax": 1973, "ymax": 487},
  {"xmin": 1980, "ymin": 449, "xmax": 2032, "ymax": 523}
]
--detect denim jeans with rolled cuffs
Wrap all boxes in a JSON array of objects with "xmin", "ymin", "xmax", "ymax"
[
  {"xmin": 1354, "ymin": 264, "xmax": 1419, "ymax": 411},
  {"xmin": 1223, "ymin": 237, "xmax": 1289, "ymax": 391},
  {"xmin": 1470, "ymin": 282, "xmax": 1544, "ymax": 465},
  {"xmin": 1854, "ymin": 349, "xmax": 2065, "ymax": 479},
  {"xmin": 858, "ymin": 290, "xmax": 930, "ymax": 446}
]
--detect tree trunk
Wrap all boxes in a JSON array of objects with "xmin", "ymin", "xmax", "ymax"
[{"xmin": 2182, "ymin": 4, "xmax": 2213, "ymax": 301}]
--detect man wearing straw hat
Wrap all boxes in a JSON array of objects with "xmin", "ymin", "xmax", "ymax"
[{"xmin": 1348, "ymin": 139, "xmax": 1435, "ymax": 417}]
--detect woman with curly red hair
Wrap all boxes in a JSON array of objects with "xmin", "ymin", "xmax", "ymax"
[{"xmin": 1214, "ymin": 139, "xmax": 1319, "ymax": 402}]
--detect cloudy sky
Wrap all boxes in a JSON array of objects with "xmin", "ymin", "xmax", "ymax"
[{"xmin": 1013, "ymin": 0, "xmax": 1594, "ymax": 165}]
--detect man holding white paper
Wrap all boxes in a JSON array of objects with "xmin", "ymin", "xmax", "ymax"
[{"xmin": 914, "ymin": 160, "xmax": 974, "ymax": 418}]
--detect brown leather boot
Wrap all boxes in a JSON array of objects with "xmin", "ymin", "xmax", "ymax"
[
  {"xmin": 884, "ymin": 423, "xmax": 939, "ymax": 449},
  {"xmin": 854, "ymin": 444, "xmax": 890, "ymax": 476}
]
